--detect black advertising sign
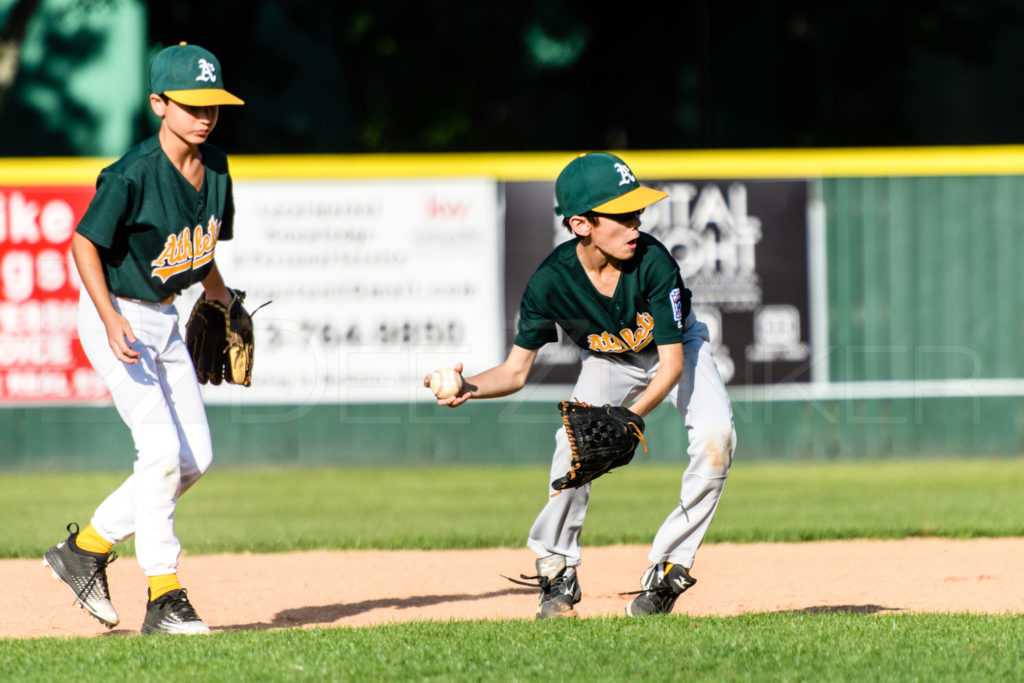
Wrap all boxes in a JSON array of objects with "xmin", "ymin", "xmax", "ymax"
[{"xmin": 503, "ymin": 178, "xmax": 812, "ymax": 386}]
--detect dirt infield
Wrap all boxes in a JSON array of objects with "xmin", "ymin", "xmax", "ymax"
[{"xmin": 4, "ymin": 538, "xmax": 1024, "ymax": 638}]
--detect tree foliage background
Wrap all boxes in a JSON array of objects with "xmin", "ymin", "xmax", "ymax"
[{"xmin": 4, "ymin": 0, "xmax": 1024, "ymax": 155}]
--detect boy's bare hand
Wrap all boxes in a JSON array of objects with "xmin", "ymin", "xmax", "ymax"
[
  {"xmin": 104, "ymin": 315, "xmax": 140, "ymax": 364},
  {"xmin": 424, "ymin": 361, "xmax": 474, "ymax": 407}
]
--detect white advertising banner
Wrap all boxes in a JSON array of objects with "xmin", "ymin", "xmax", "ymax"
[{"xmin": 181, "ymin": 178, "xmax": 505, "ymax": 405}]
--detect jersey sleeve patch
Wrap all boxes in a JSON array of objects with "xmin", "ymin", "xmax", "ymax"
[{"xmin": 669, "ymin": 287, "xmax": 684, "ymax": 328}]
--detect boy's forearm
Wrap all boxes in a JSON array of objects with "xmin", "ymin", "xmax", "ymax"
[
  {"xmin": 629, "ymin": 380, "xmax": 675, "ymax": 417},
  {"xmin": 464, "ymin": 368, "xmax": 525, "ymax": 399},
  {"xmin": 71, "ymin": 233, "xmax": 117, "ymax": 319},
  {"xmin": 629, "ymin": 344, "xmax": 684, "ymax": 417},
  {"xmin": 200, "ymin": 261, "xmax": 232, "ymax": 305},
  {"xmin": 463, "ymin": 346, "xmax": 538, "ymax": 400}
]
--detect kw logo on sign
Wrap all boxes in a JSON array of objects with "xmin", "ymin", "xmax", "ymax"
[
  {"xmin": 151, "ymin": 217, "xmax": 220, "ymax": 282},
  {"xmin": 587, "ymin": 312, "xmax": 654, "ymax": 353}
]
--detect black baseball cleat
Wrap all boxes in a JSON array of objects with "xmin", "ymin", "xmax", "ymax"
[
  {"xmin": 43, "ymin": 522, "xmax": 119, "ymax": 628},
  {"xmin": 624, "ymin": 563, "xmax": 696, "ymax": 616},
  {"xmin": 141, "ymin": 588, "xmax": 211, "ymax": 635},
  {"xmin": 506, "ymin": 555, "xmax": 582, "ymax": 620}
]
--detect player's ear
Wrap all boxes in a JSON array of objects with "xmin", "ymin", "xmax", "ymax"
[
  {"xmin": 568, "ymin": 215, "xmax": 592, "ymax": 238},
  {"xmin": 149, "ymin": 93, "xmax": 168, "ymax": 118}
]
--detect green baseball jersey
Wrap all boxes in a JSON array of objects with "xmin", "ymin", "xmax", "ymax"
[
  {"xmin": 76, "ymin": 135, "xmax": 235, "ymax": 303},
  {"xmin": 515, "ymin": 233, "xmax": 691, "ymax": 354}
]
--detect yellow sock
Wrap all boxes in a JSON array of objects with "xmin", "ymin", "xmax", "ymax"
[
  {"xmin": 148, "ymin": 574, "xmax": 182, "ymax": 601},
  {"xmin": 664, "ymin": 562, "xmax": 674, "ymax": 572},
  {"xmin": 74, "ymin": 524, "xmax": 113, "ymax": 554}
]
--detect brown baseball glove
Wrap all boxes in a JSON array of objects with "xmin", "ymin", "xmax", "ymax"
[{"xmin": 186, "ymin": 289, "xmax": 255, "ymax": 386}]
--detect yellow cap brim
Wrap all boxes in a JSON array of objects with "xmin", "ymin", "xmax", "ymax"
[
  {"xmin": 164, "ymin": 89, "xmax": 245, "ymax": 106},
  {"xmin": 592, "ymin": 186, "xmax": 669, "ymax": 214}
]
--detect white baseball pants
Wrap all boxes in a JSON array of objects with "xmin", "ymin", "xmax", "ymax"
[
  {"xmin": 527, "ymin": 312, "xmax": 735, "ymax": 570},
  {"xmin": 77, "ymin": 289, "xmax": 212, "ymax": 576}
]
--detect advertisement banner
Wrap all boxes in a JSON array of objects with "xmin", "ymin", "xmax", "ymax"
[
  {"xmin": 0, "ymin": 186, "xmax": 107, "ymax": 402},
  {"xmin": 1, "ymin": 172, "xmax": 810, "ymax": 405},
  {"xmin": 198, "ymin": 178, "xmax": 505, "ymax": 405},
  {"xmin": 503, "ymin": 178, "xmax": 812, "ymax": 387}
]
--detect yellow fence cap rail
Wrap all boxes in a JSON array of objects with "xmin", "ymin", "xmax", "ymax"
[{"xmin": 5, "ymin": 146, "xmax": 1024, "ymax": 185}]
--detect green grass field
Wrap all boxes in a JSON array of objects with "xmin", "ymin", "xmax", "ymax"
[
  {"xmin": 3, "ymin": 458, "xmax": 1024, "ymax": 680},
  {"xmin": 2, "ymin": 614, "xmax": 1023, "ymax": 681},
  {"xmin": 4, "ymin": 459, "xmax": 1024, "ymax": 557}
]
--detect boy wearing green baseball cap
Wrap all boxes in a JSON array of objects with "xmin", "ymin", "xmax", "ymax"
[
  {"xmin": 44, "ymin": 43, "xmax": 244, "ymax": 635},
  {"xmin": 426, "ymin": 152, "xmax": 736, "ymax": 619}
]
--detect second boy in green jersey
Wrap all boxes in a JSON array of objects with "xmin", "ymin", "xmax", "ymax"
[
  {"xmin": 427, "ymin": 152, "xmax": 736, "ymax": 619},
  {"xmin": 44, "ymin": 43, "xmax": 244, "ymax": 635}
]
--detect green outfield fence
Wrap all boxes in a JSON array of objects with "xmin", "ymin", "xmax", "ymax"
[
  {"xmin": 3, "ymin": 148, "xmax": 1024, "ymax": 468},
  {"xmin": 2, "ymin": 395, "xmax": 1023, "ymax": 469}
]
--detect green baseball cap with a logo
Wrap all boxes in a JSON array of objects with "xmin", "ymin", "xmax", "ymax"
[
  {"xmin": 149, "ymin": 42, "xmax": 244, "ymax": 106},
  {"xmin": 554, "ymin": 152, "xmax": 668, "ymax": 217}
]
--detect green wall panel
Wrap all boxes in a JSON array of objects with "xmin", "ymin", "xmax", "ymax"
[
  {"xmin": 3, "ymin": 396, "xmax": 1022, "ymax": 471},
  {"xmin": 821, "ymin": 176, "xmax": 1024, "ymax": 382}
]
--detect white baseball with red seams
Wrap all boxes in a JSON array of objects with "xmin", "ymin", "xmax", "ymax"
[{"xmin": 429, "ymin": 368, "xmax": 462, "ymax": 399}]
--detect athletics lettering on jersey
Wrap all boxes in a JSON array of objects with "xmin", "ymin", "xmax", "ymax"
[
  {"xmin": 587, "ymin": 312, "xmax": 655, "ymax": 353},
  {"xmin": 150, "ymin": 216, "xmax": 221, "ymax": 282}
]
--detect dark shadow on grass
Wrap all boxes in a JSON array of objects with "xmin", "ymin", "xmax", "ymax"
[
  {"xmin": 101, "ymin": 599, "xmax": 898, "ymax": 635},
  {"xmin": 783, "ymin": 604, "xmax": 899, "ymax": 615},
  {"xmin": 216, "ymin": 586, "xmax": 536, "ymax": 631}
]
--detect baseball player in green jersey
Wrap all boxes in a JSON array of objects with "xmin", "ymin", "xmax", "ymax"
[
  {"xmin": 43, "ymin": 43, "xmax": 244, "ymax": 635},
  {"xmin": 427, "ymin": 152, "xmax": 736, "ymax": 619}
]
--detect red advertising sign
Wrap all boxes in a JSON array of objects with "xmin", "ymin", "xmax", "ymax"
[{"xmin": 0, "ymin": 186, "xmax": 109, "ymax": 402}]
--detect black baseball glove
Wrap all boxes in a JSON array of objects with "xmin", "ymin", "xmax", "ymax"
[
  {"xmin": 551, "ymin": 401, "xmax": 647, "ymax": 491},
  {"xmin": 186, "ymin": 289, "xmax": 255, "ymax": 386}
]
